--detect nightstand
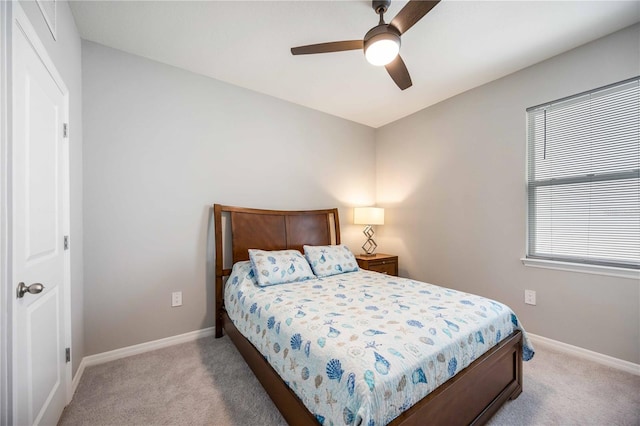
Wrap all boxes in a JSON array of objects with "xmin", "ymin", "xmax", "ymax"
[{"xmin": 355, "ymin": 253, "xmax": 398, "ymax": 276}]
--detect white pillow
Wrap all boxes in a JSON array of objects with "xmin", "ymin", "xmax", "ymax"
[
  {"xmin": 303, "ymin": 244, "xmax": 359, "ymax": 277},
  {"xmin": 248, "ymin": 249, "xmax": 316, "ymax": 286}
]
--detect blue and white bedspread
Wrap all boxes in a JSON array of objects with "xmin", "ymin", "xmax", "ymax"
[{"xmin": 224, "ymin": 262, "xmax": 534, "ymax": 426}]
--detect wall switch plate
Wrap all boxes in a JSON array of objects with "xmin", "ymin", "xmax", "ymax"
[
  {"xmin": 524, "ymin": 289, "xmax": 536, "ymax": 305},
  {"xmin": 171, "ymin": 291, "xmax": 182, "ymax": 307}
]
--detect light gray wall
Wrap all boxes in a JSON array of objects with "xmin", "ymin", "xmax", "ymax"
[
  {"xmin": 82, "ymin": 41, "xmax": 376, "ymax": 356},
  {"xmin": 376, "ymin": 24, "xmax": 640, "ymax": 363},
  {"xmin": 17, "ymin": 0, "xmax": 84, "ymax": 376}
]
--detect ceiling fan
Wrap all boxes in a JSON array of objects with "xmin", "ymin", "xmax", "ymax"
[{"xmin": 291, "ymin": 0, "xmax": 440, "ymax": 90}]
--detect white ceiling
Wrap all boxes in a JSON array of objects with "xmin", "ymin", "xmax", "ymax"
[{"xmin": 69, "ymin": 1, "xmax": 640, "ymax": 128}]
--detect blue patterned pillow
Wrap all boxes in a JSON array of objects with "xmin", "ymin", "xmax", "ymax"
[
  {"xmin": 303, "ymin": 245, "xmax": 359, "ymax": 277},
  {"xmin": 248, "ymin": 249, "xmax": 316, "ymax": 287}
]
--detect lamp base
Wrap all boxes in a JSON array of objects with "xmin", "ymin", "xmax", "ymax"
[
  {"xmin": 359, "ymin": 252, "xmax": 377, "ymax": 257},
  {"xmin": 361, "ymin": 225, "xmax": 378, "ymax": 255}
]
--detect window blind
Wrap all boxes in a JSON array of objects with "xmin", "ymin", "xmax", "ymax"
[{"xmin": 526, "ymin": 77, "xmax": 640, "ymax": 269}]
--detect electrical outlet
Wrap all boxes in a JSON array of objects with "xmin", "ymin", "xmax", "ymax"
[
  {"xmin": 524, "ymin": 289, "xmax": 536, "ymax": 306},
  {"xmin": 171, "ymin": 291, "xmax": 182, "ymax": 307}
]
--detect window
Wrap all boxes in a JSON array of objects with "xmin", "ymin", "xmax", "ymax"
[{"xmin": 526, "ymin": 77, "xmax": 639, "ymax": 270}]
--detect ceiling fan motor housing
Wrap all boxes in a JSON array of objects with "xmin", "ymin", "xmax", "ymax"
[{"xmin": 364, "ymin": 24, "xmax": 401, "ymax": 46}]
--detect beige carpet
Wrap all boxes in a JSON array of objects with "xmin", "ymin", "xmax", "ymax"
[{"xmin": 59, "ymin": 335, "xmax": 639, "ymax": 426}]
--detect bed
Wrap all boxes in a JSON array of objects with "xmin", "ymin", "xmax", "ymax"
[{"xmin": 214, "ymin": 204, "xmax": 532, "ymax": 425}]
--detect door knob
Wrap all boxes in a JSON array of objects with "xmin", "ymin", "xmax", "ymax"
[{"xmin": 16, "ymin": 282, "xmax": 44, "ymax": 298}]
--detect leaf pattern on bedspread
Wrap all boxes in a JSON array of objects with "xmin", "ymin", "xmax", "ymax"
[{"xmin": 225, "ymin": 261, "xmax": 534, "ymax": 426}]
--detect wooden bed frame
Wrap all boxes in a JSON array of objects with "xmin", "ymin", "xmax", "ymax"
[{"xmin": 214, "ymin": 204, "xmax": 522, "ymax": 425}]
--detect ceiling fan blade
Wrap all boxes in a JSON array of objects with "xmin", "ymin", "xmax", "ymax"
[
  {"xmin": 291, "ymin": 40, "xmax": 364, "ymax": 55},
  {"xmin": 389, "ymin": 0, "xmax": 440, "ymax": 35},
  {"xmin": 385, "ymin": 55, "xmax": 412, "ymax": 90}
]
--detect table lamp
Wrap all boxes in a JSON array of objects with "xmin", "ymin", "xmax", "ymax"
[{"xmin": 353, "ymin": 207, "xmax": 384, "ymax": 256}]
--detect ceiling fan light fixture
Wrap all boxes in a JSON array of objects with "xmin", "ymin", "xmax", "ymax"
[
  {"xmin": 363, "ymin": 25, "xmax": 401, "ymax": 66},
  {"xmin": 365, "ymin": 38, "xmax": 400, "ymax": 66}
]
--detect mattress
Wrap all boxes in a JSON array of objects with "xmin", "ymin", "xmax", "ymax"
[{"xmin": 224, "ymin": 261, "xmax": 534, "ymax": 426}]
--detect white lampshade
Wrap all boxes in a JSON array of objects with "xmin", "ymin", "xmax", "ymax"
[
  {"xmin": 354, "ymin": 207, "xmax": 385, "ymax": 225},
  {"xmin": 365, "ymin": 38, "xmax": 400, "ymax": 66}
]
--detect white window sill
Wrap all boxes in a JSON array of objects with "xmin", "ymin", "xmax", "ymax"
[{"xmin": 521, "ymin": 258, "xmax": 640, "ymax": 280}]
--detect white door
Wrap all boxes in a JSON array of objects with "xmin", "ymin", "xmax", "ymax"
[{"xmin": 12, "ymin": 11, "xmax": 69, "ymax": 426}]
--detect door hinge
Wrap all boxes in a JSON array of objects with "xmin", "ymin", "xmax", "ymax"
[
  {"xmin": 64, "ymin": 235, "xmax": 69, "ymax": 250},
  {"xmin": 63, "ymin": 123, "xmax": 68, "ymax": 138},
  {"xmin": 65, "ymin": 348, "xmax": 71, "ymax": 363}
]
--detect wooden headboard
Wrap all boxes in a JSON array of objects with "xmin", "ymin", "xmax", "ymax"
[{"xmin": 213, "ymin": 204, "xmax": 341, "ymax": 337}]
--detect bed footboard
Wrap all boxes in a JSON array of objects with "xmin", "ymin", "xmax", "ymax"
[
  {"xmin": 392, "ymin": 330, "xmax": 523, "ymax": 425},
  {"xmin": 221, "ymin": 309, "xmax": 522, "ymax": 426}
]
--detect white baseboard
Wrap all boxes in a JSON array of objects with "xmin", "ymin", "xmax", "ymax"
[
  {"xmin": 528, "ymin": 332, "xmax": 640, "ymax": 376},
  {"xmin": 70, "ymin": 327, "xmax": 216, "ymax": 397},
  {"xmin": 71, "ymin": 357, "xmax": 86, "ymax": 396}
]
